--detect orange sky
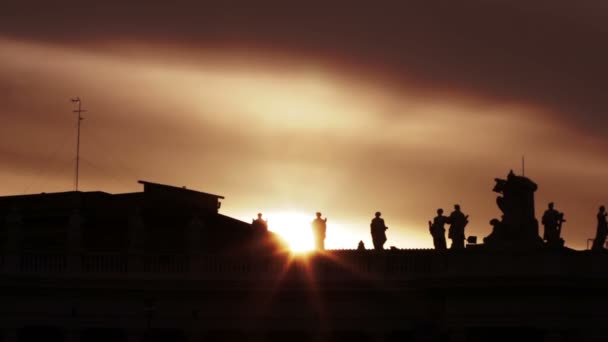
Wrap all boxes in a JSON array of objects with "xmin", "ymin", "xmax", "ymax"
[
  {"xmin": 1, "ymin": 1, "xmax": 608, "ymax": 250},
  {"xmin": 2, "ymin": 36, "xmax": 608, "ymax": 251}
]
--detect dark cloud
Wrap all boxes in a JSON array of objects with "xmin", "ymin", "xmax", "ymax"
[{"xmin": 2, "ymin": 1, "xmax": 608, "ymax": 134}]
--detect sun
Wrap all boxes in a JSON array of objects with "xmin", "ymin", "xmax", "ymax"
[{"xmin": 266, "ymin": 211, "xmax": 315, "ymax": 253}]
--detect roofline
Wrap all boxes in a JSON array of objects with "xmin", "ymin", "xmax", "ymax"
[
  {"xmin": 137, "ymin": 180, "xmax": 225, "ymax": 199},
  {"xmin": 0, "ymin": 190, "xmax": 111, "ymax": 199}
]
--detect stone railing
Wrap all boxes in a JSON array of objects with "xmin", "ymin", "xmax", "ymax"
[
  {"xmin": 2, "ymin": 250, "xmax": 608, "ymax": 281},
  {"xmin": 82, "ymin": 253, "xmax": 128, "ymax": 273},
  {"xmin": 143, "ymin": 254, "xmax": 188, "ymax": 273},
  {"xmin": 19, "ymin": 252, "xmax": 67, "ymax": 273}
]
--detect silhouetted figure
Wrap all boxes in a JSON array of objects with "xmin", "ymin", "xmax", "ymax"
[
  {"xmin": 370, "ymin": 211, "xmax": 388, "ymax": 250},
  {"xmin": 357, "ymin": 240, "xmax": 365, "ymax": 250},
  {"xmin": 592, "ymin": 206, "xmax": 607, "ymax": 251},
  {"xmin": 484, "ymin": 170, "xmax": 543, "ymax": 249},
  {"xmin": 542, "ymin": 202, "xmax": 565, "ymax": 247},
  {"xmin": 252, "ymin": 213, "xmax": 268, "ymax": 232},
  {"xmin": 447, "ymin": 204, "xmax": 468, "ymax": 250},
  {"xmin": 312, "ymin": 212, "xmax": 327, "ymax": 251},
  {"xmin": 488, "ymin": 218, "xmax": 504, "ymax": 240},
  {"xmin": 429, "ymin": 208, "xmax": 447, "ymax": 251}
]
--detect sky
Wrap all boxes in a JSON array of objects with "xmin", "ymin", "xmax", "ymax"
[{"xmin": 1, "ymin": 1, "xmax": 608, "ymax": 250}]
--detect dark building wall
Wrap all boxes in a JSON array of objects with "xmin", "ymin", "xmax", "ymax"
[
  {"xmin": 1, "ymin": 250, "xmax": 607, "ymax": 342},
  {"xmin": 0, "ymin": 182, "xmax": 263, "ymax": 255},
  {"xmin": 0, "ymin": 181, "xmax": 604, "ymax": 341}
]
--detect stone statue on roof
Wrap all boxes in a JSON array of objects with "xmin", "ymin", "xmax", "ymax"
[{"xmin": 484, "ymin": 170, "xmax": 543, "ymax": 249}]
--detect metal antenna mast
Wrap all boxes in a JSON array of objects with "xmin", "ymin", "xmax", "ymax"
[{"xmin": 71, "ymin": 97, "xmax": 86, "ymax": 191}]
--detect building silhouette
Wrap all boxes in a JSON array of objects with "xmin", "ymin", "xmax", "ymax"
[{"xmin": 0, "ymin": 180, "xmax": 607, "ymax": 341}]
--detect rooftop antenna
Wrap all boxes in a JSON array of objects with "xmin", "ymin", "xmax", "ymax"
[
  {"xmin": 521, "ymin": 155, "xmax": 525, "ymax": 176},
  {"xmin": 71, "ymin": 97, "xmax": 86, "ymax": 191}
]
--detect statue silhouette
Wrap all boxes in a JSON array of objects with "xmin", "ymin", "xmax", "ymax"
[
  {"xmin": 541, "ymin": 202, "xmax": 565, "ymax": 247},
  {"xmin": 429, "ymin": 208, "xmax": 447, "ymax": 251},
  {"xmin": 447, "ymin": 204, "xmax": 468, "ymax": 250},
  {"xmin": 252, "ymin": 213, "xmax": 268, "ymax": 232},
  {"xmin": 592, "ymin": 206, "xmax": 607, "ymax": 251},
  {"xmin": 312, "ymin": 212, "xmax": 327, "ymax": 251},
  {"xmin": 484, "ymin": 170, "xmax": 543, "ymax": 249},
  {"xmin": 357, "ymin": 240, "xmax": 365, "ymax": 250},
  {"xmin": 370, "ymin": 211, "xmax": 388, "ymax": 250},
  {"xmin": 488, "ymin": 218, "xmax": 505, "ymax": 241}
]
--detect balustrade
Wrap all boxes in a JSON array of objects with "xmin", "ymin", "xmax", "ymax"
[
  {"xmin": 19, "ymin": 253, "xmax": 67, "ymax": 273},
  {"xmin": 143, "ymin": 254, "xmax": 188, "ymax": 273},
  {"xmin": 1, "ymin": 250, "xmax": 606, "ymax": 281},
  {"xmin": 82, "ymin": 253, "xmax": 128, "ymax": 273}
]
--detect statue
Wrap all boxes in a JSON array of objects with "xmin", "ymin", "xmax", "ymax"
[
  {"xmin": 488, "ymin": 219, "xmax": 504, "ymax": 241},
  {"xmin": 592, "ymin": 206, "xmax": 607, "ymax": 251},
  {"xmin": 370, "ymin": 211, "xmax": 388, "ymax": 250},
  {"xmin": 541, "ymin": 202, "xmax": 565, "ymax": 247},
  {"xmin": 357, "ymin": 240, "xmax": 366, "ymax": 250},
  {"xmin": 252, "ymin": 213, "xmax": 268, "ymax": 232},
  {"xmin": 484, "ymin": 170, "xmax": 543, "ymax": 249},
  {"xmin": 429, "ymin": 208, "xmax": 447, "ymax": 251},
  {"xmin": 447, "ymin": 204, "xmax": 468, "ymax": 249},
  {"xmin": 311, "ymin": 212, "xmax": 327, "ymax": 251}
]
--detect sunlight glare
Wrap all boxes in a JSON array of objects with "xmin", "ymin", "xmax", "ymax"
[{"xmin": 267, "ymin": 211, "xmax": 315, "ymax": 253}]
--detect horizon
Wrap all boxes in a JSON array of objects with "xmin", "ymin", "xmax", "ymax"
[{"xmin": 0, "ymin": 172, "xmax": 594, "ymax": 252}]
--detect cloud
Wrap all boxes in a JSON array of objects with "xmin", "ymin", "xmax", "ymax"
[
  {"xmin": 2, "ymin": 1, "xmax": 607, "ymax": 135},
  {"xmin": 1, "ymin": 1, "xmax": 608, "ymax": 250}
]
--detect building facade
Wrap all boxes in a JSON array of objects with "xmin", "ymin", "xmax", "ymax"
[{"xmin": 0, "ymin": 181, "xmax": 606, "ymax": 342}]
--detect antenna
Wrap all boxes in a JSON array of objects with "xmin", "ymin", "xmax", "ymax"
[
  {"xmin": 71, "ymin": 97, "xmax": 86, "ymax": 191},
  {"xmin": 521, "ymin": 155, "xmax": 525, "ymax": 176}
]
